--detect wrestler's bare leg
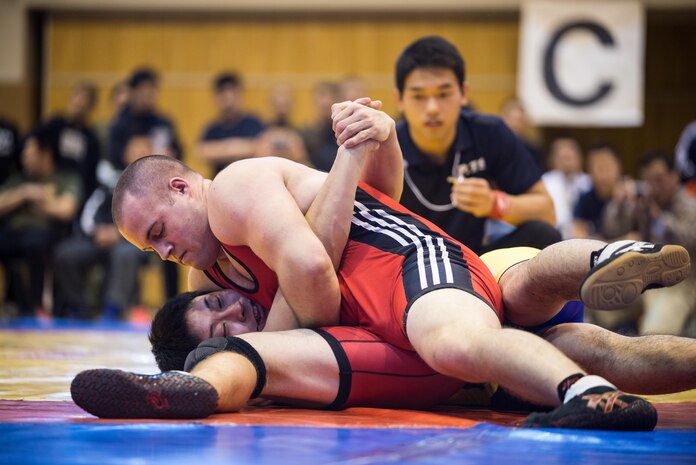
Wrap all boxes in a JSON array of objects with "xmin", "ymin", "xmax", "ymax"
[
  {"xmin": 405, "ymin": 288, "xmax": 584, "ymax": 407},
  {"xmin": 499, "ymin": 239, "xmax": 603, "ymax": 327},
  {"xmin": 501, "ymin": 239, "xmax": 690, "ymax": 326},
  {"xmin": 71, "ymin": 329, "xmax": 341, "ymax": 418},
  {"xmin": 192, "ymin": 330, "xmax": 340, "ymax": 412},
  {"xmin": 545, "ymin": 323, "xmax": 696, "ymax": 395}
]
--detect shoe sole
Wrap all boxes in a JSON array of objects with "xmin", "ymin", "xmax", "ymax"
[
  {"xmin": 579, "ymin": 244, "xmax": 691, "ymax": 310},
  {"xmin": 524, "ymin": 399, "xmax": 658, "ymax": 431},
  {"xmin": 71, "ymin": 369, "xmax": 218, "ymax": 419}
]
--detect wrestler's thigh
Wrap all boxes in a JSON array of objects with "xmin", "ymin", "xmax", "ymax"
[{"xmin": 405, "ymin": 288, "xmax": 502, "ymax": 371}]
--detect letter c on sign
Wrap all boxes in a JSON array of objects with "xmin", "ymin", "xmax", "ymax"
[{"xmin": 543, "ymin": 21, "xmax": 615, "ymax": 107}]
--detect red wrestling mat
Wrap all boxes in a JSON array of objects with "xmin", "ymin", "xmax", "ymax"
[{"xmin": 2, "ymin": 400, "xmax": 695, "ymax": 429}]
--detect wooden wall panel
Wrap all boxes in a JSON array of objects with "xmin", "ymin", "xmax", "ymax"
[{"xmin": 45, "ymin": 15, "xmax": 520, "ymax": 176}]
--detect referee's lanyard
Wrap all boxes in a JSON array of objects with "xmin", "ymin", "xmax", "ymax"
[
  {"xmin": 403, "ymin": 150, "xmax": 462, "ymax": 212},
  {"xmin": 405, "ymin": 118, "xmax": 483, "ymax": 212}
]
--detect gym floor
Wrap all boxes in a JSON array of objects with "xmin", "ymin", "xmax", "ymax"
[{"xmin": 1, "ymin": 318, "xmax": 695, "ymax": 465}]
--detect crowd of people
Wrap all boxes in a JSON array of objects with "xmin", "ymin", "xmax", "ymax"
[{"xmin": 1, "ymin": 35, "xmax": 695, "ymax": 341}]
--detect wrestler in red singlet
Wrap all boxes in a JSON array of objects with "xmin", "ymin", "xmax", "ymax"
[{"xmin": 202, "ymin": 182, "xmax": 503, "ymax": 409}]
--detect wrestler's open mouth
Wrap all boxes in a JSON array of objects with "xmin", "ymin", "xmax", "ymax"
[{"xmin": 251, "ymin": 302, "xmax": 263, "ymax": 331}]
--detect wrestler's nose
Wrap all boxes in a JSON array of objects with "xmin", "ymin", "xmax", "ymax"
[
  {"xmin": 151, "ymin": 241, "xmax": 173, "ymax": 261},
  {"xmin": 221, "ymin": 300, "xmax": 245, "ymax": 322}
]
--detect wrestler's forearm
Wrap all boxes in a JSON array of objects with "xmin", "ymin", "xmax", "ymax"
[
  {"xmin": 305, "ymin": 144, "xmax": 368, "ymax": 269},
  {"xmin": 359, "ymin": 128, "xmax": 403, "ymax": 201}
]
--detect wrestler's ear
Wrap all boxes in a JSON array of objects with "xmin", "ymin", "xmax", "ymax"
[{"xmin": 169, "ymin": 177, "xmax": 189, "ymax": 195}]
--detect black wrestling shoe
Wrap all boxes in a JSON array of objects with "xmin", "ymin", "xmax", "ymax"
[
  {"xmin": 523, "ymin": 387, "xmax": 657, "ymax": 431},
  {"xmin": 71, "ymin": 369, "xmax": 218, "ymax": 419},
  {"xmin": 579, "ymin": 241, "xmax": 690, "ymax": 310}
]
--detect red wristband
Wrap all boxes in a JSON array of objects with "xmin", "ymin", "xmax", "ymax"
[{"xmin": 489, "ymin": 190, "xmax": 511, "ymax": 219}]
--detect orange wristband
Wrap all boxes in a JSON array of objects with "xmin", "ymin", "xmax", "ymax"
[{"xmin": 489, "ymin": 190, "xmax": 511, "ymax": 219}]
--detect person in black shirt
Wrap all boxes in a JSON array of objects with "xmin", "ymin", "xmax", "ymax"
[
  {"xmin": 395, "ymin": 36, "xmax": 560, "ymax": 254},
  {"xmin": 0, "ymin": 117, "xmax": 21, "ymax": 185},
  {"xmin": 197, "ymin": 72, "xmax": 265, "ymax": 174},
  {"xmin": 43, "ymin": 82, "xmax": 100, "ymax": 200}
]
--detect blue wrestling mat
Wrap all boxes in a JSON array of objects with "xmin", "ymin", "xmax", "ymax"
[
  {"xmin": 2, "ymin": 423, "xmax": 695, "ymax": 465},
  {"xmin": 1, "ymin": 317, "xmax": 695, "ymax": 465}
]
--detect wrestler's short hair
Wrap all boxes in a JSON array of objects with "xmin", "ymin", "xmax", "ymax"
[
  {"xmin": 149, "ymin": 290, "xmax": 209, "ymax": 372},
  {"xmin": 111, "ymin": 155, "xmax": 196, "ymax": 229},
  {"xmin": 395, "ymin": 35, "xmax": 466, "ymax": 94}
]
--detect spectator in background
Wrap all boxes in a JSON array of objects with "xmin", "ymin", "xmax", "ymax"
[
  {"xmin": 572, "ymin": 143, "xmax": 625, "ymax": 239},
  {"xmin": 600, "ymin": 152, "xmax": 696, "ymax": 336},
  {"xmin": 0, "ymin": 117, "xmax": 21, "ymax": 185},
  {"xmin": 675, "ymin": 120, "xmax": 696, "ymax": 197},
  {"xmin": 500, "ymin": 97, "xmax": 544, "ymax": 170},
  {"xmin": 43, "ymin": 81, "xmax": 100, "ymax": 201},
  {"xmin": 110, "ymin": 68, "xmax": 183, "ymax": 170},
  {"xmin": 395, "ymin": 36, "xmax": 560, "ymax": 254},
  {"xmin": 300, "ymin": 81, "xmax": 340, "ymax": 172},
  {"xmin": 542, "ymin": 136, "xmax": 591, "ymax": 239},
  {"xmin": 0, "ymin": 125, "xmax": 81, "ymax": 315},
  {"xmin": 53, "ymin": 132, "xmax": 154, "ymax": 320},
  {"xmin": 338, "ymin": 75, "xmax": 367, "ymax": 103},
  {"xmin": 94, "ymin": 81, "xmax": 129, "ymax": 164},
  {"xmin": 256, "ymin": 83, "xmax": 309, "ymax": 165},
  {"xmin": 197, "ymin": 72, "xmax": 265, "ymax": 174},
  {"xmin": 267, "ymin": 83, "xmax": 294, "ymax": 128},
  {"xmin": 109, "ymin": 67, "xmax": 181, "ymax": 300}
]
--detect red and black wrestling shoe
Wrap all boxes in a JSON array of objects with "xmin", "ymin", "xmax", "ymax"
[
  {"xmin": 523, "ymin": 387, "xmax": 658, "ymax": 431},
  {"xmin": 580, "ymin": 241, "xmax": 690, "ymax": 310},
  {"xmin": 71, "ymin": 369, "xmax": 218, "ymax": 419}
]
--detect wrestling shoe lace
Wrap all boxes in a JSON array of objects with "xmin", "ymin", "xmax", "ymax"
[{"xmin": 579, "ymin": 241, "xmax": 690, "ymax": 310}]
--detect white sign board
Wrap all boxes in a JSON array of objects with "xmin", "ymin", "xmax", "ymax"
[{"xmin": 518, "ymin": 1, "xmax": 645, "ymax": 126}]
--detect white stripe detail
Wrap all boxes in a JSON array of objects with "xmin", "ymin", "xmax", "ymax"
[
  {"xmin": 352, "ymin": 200, "xmax": 457, "ymax": 290},
  {"xmin": 354, "ymin": 201, "xmax": 428, "ymax": 290},
  {"xmin": 436, "ymin": 237, "xmax": 454, "ymax": 283}
]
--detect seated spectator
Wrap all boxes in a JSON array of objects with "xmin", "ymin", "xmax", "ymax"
[
  {"xmin": 300, "ymin": 81, "xmax": 340, "ymax": 172},
  {"xmin": 0, "ymin": 117, "xmax": 21, "ymax": 185},
  {"xmin": 572, "ymin": 143, "xmax": 625, "ymax": 239},
  {"xmin": 43, "ymin": 81, "xmax": 100, "ymax": 200},
  {"xmin": 254, "ymin": 126, "xmax": 309, "ymax": 165},
  {"xmin": 109, "ymin": 67, "xmax": 182, "ymax": 299},
  {"xmin": 53, "ymin": 132, "xmax": 171, "ymax": 320},
  {"xmin": 542, "ymin": 136, "xmax": 591, "ymax": 239},
  {"xmin": 197, "ymin": 72, "xmax": 265, "ymax": 174},
  {"xmin": 267, "ymin": 83, "xmax": 295, "ymax": 128},
  {"xmin": 338, "ymin": 75, "xmax": 367, "ymax": 102},
  {"xmin": 500, "ymin": 97, "xmax": 544, "ymax": 170},
  {"xmin": 0, "ymin": 125, "xmax": 81, "ymax": 315},
  {"xmin": 601, "ymin": 152, "xmax": 696, "ymax": 336},
  {"xmin": 110, "ymin": 67, "xmax": 183, "ymax": 169},
  {"xmin": 94, "ymin": 81, "xmax": 129, "ymax": 163}
]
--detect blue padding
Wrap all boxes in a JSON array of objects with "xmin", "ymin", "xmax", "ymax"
[
  {"xmin": 508, "ymin": 300, "xmax": 585, "ymax": 336},
  {"xmin": 1, "ymin": 423, "xmax": 694, "ymax": 465},
  {"xmin": 0, "ymin": 317, "xmax": 147, "ymax": 332}
]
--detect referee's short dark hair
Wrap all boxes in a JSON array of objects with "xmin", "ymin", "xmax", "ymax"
[{"xmin": 395, "ymin": 35, "xmax": 465, "ymax": 94}]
